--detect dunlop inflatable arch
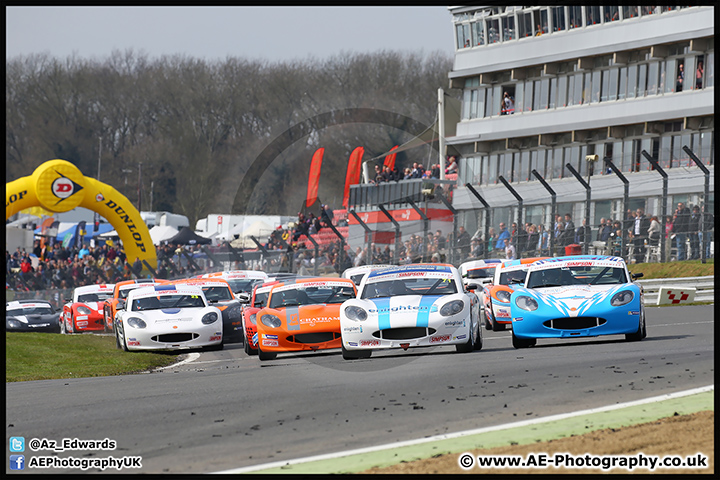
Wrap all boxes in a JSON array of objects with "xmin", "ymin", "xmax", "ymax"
[{"xmin": 6, "ymin": 159, "xmax": 157, "ymax": 272}]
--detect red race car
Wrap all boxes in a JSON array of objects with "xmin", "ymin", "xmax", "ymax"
[
  {"xmin": 61, "ymin": 284, "xmax": 115, "ymax": 334},
  {"xmin": 240, "ymin": 280, "xmax": 283, "ymax": 356}
]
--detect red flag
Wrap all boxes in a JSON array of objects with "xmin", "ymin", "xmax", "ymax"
[
  {"xmin": 383, "ymin": 145, "xmax": 399, "ymax": 171},
  {"xmin": 306, "ymin": 148, "xmax": 324, "ymax": 208},
  {"xmin": 343, "ymin": 147, "xmax": 364, "ymax": 208}
]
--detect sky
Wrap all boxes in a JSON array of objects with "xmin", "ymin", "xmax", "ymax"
[{"xmin": 6, "ymin": 6, "xmax": 454, "ymax": 63}]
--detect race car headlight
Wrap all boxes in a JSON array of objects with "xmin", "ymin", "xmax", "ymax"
[
  {"xmin": 202, "ymin": 312, "xmax": 219, "ymax": 325},
  {"xmin": 261, "ymin": 314, "xmax": 282, "ymax": 328},
  {"xmin": 126, "ymin": 317, "xmax": 147, "ymax": 329},
  {"xmin": 610, "ymin": 290, "xmax": 634, "ymax": 307},
  {"xmin": 440, "ymin": 300, "xmax": 464, "ymax": 317},
  {"xmin": 344, "ymin": 306, "xmax": 367, "ymax": 321},
  {"xmin": 494, "ymin": 290, "xmax": 512, "ymax": 303},
  {"xmin": 76, "ymin": 306, "xmax": 92, "ymax": 315},
  {"xmin": 226, "ymin": 305, "xmax": 243, "ymax": 320},
  {"xmin": 7, "ymin": 319, "xmax": 22, "ymax": 329},
  {"xmin": 515, "ymin": 296, "xmax": 538, "ymax": 311},
  {"xmin": 249, "ymin": 313, "xmax": 257, "ymax": 325}
]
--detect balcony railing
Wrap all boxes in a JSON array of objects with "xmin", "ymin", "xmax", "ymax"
[{"xmin": 348, "ymin": 178, "xmax": 456, "ymax": 211}]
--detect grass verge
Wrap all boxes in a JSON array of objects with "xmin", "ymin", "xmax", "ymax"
[
  {"xmin": 6, "ymin": 332, "xmax": 179, "ymax": 382},
  {"xmin": 628, "ymin": 258, "xmax": 713, "ymax": 279}
]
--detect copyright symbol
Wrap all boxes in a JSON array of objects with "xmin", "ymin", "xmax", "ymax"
[
  {"xmin": 29, "ymin": 438, "xmax": 41, "ymax": 451},
  {"xmin": 458, "ymin": 452, "xmax": 475, "ymax": 470}
]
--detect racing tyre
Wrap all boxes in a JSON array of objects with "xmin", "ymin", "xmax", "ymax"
[
  {"xmin": 625, "ymin": 307, "xmax": 647, "ymax": 342},
  {"xmin": 456, "ymin": 329, "xmax": 475, "ymax": 353},
  {"xmin": 491, "ymin": 319, "xmax": 506, "ymax": 331},
  {"xmin": 342, "ymin": 345, "xmax": 371, "ymax": 360},
  {"xmin": 473, "ymin": 324, "xmax": 483, "ymax": 351},
  {"xmin": 68, "ymin": 314, "xmax": 75, "ymax": 334},
  {"xmin": 512, "ymin": 331, "xmax": 536, "ymax": 349},
  {"xmin": 258, "ymin": 347, "xmax": 277, "ymax": 361},
  {"xmin": 115, "ymin": 327, "xmax": 129, "ymax": 352},
  {"xmin": 60, "ymin": 317, "xmax": 66, "ymax": 334},
  {"xmin": 483, "ymin": 309, "xmax": 493, "ymax": 330},
  {"xmin": 244, "ymin": 338, "xmax": 258, "ymax": 356}
]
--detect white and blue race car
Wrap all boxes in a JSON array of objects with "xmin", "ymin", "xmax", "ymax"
[
  {"xmin": 114, "ymin": 284, "xmax": 223, "ymax": 352},
  {"xmin": 509, "ymin": 255, "xmax": 646, "ymax": 348},
  {"xmin": 339, "ymin": 264, "xmax": 482, "ymax": 359}
]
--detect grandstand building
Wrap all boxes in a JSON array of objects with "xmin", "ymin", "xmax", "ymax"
[{"xmin": 445, "ymin": 6, "xmax": 714, "ymax": 241}]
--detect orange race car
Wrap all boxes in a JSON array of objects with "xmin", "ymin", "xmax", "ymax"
[
  {"xmin": 255, "ymin": 278, "xmax": 357, "ymax": 361},
  {"xmin": 173, "ymin": 277, "xmax": 245, "ymax": 343},
  {"xmin": 103, "ymin": 278, "xmax": 169, "ymax": 332},
  {"xmin": 482, "ymin": 257, "xmax": 548, "ymax": 331}
]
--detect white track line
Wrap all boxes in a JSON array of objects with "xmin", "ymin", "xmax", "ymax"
[{"xmin": 213, "ymin": 384, "xmax": 714, "ymax": 474}]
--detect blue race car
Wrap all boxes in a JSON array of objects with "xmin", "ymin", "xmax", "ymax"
[{"xmin": 509, "ymin": 255, "xmax": 646, "ymax": 348}]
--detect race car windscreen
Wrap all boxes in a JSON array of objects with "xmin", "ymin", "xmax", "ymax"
[
  {"xmin": 526, "ymin": 266, "xmax": 628, "ymax": 289},
  {"xmin": 227, "ymin": 279, "xmax": 263, "ymax": 294},
  {"xmin": 362, "ymin": 277, "xmax": 458, "ymax": 299},
  {"xmin": 350, "ymin": 273, "xmax": 366, "ymax": 285},
  {"xmin": 201, "ymin": 286, "xmax": 234, "ymax": 302},
  {"xmin": 498, "ymin": 269, "xmax": 527, "ymax": 286},
  {"xmin": 269, "ymin": 285, "xmax": 355, "ymax": 308},
  {"xmin": 78, "ymin": 292, "xmax": 113, "ymax": 303},
  {"xmin": 118, "ymin": 286, "xmax": 144, "ymax": 299},
  {"xmin": 466, "ymin": 268, "xmax": 495, "ymax": 279},
  {"xmin": 7, "ymin": 304, "xmax": 54, "ymax": 316},
  {"xmin": 132, "ymin": 294, "xmax": 207, "ymax": 311}
]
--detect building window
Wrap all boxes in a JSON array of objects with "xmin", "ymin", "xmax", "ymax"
[
  {"xmin": 486, "ymin": 18, "xmax": 500, "ymax": 44},
  {"xmin": 556, "ymin": 75, "xmax": 568, "ymax": 107},
  {"xmin": 647, "ymin": 61, "xmax": 660, "ymax": 96},
  {"xmin": 585, "ymin": 6, "xmax": 602, "ymax": 26},
  {"xmin": 456, "ymin": 23, "xmax": 471, "ymax": 49},
  {"xmin": 568, "ymin": 6, "xmax": 583, "ymax": 29},
  {"xmin": 664, "ymin": 58, "xmax": 677, "ymax": 93},
  {"xmin": 604, "ymin": 6, "xmax": 620, "ymax": 22},
  {"xmin": 530, "ymin": 149, "xmax": 546, "ymax": 179},
  {"xmin": 706, "ymin": 52, "xmax": 714, "ymax": 87},
  {"xmin": 551, "ymin": 6, "xmax": 566, "ymax": 31},
  {"xmin": 485, "ymin": 87, "xmax": 494, "ymax": 117},
  {"xmin": 637, "ymin": 63, "xmax": 647, "ymax": 97},
  {"xmin": 486, "ymin": 154, "xmax": 499, "ymax": 185},
  {"xmin": 627, "ymin": 64, "xmax": 638, "ymax": 99},
  {"xmin": 622, "ymin": 6, "xmax": 638, "ymax": 19},
  {"xmin": 590, "ymin": 69, "xmax": 602, "ymax": 103},
  {"xmin": 607, "ymin": 67, "xmax": 619, "ymax": 101},
  {"xmin": 472, "ymin": 20, "xmax": 485, "ymax": 46},
  {"xmin": 583, "ymin": 72, "xmax": 593, "ymax": 104},
  {"xmin": 539, "ymin": 77, "xmax": 550, "ymax": 109},
  {"xmin": 523, "ymin": 81, "xmax": 534, "ymax": 112},
  {"xmin": 518, "ymin": 11, "xmax": 533, "ymax": 38},
  {"xmin": 518, "ymin": 150, "xmax": 530, "ymax": 182},
  {"xmin": 694, "ymin": 55, "xmax": 705, "ymax": 89},
  {"xmin": 502, "ymin": 15, "xmax": 516, "ymax": 41}
]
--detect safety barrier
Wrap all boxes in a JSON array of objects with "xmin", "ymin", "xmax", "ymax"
[{"xmin": 637, "ymin": 275, "xmax": 714, "ymax": 305}]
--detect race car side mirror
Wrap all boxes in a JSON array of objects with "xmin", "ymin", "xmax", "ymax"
[
  {"xmin": 466, "ymin": 283, "xmax": 479, "ymax": 291},
  {"xmin": 236, "ymin": 292, "xmax": 251, "ymax": 304},
  {"xmin": 631, "ymin": 272, "xmax": 644, "ymax": 280},
  {"xmin": 116, "ymin": 299, "xmax": 126, "ymax": 310}
]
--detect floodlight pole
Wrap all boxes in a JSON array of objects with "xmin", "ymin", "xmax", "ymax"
[
  {"xmin": 603, "ymin": 158, "xmax": 630, "ymax": 260},
  {"xmin": 405, "ymin": 197, "xmax": 430, "ymax": 261},
  {"xmin": 498, "ymin": 176, "xmax": 523, "ymax": 253},
  {"xmin": 349, "ymin": 208, "xmax": 374, "ymax": 265},
  {"xmin": 464, "ymin": 184, "xmax": 490, "ymax": 259},
  {"xmin": 378, "ymin": 204, "xmax": 401, "ymax": 264},
  {"xmin": 564, "ymin": 163, "xmax": 591, "ymax": 254}
]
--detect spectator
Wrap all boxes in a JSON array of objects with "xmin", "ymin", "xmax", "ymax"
[
  {"xmin": 431, "ymin": 164, "xmax": 441, "ymax": 178},
  {"xmin": 504, "ymin": 238, "xmax": 516, "ymax": 260},
  {"xmin": 537, "ymin": 224, "xmax": 549, "ymax": 256},
  {"xmin": 320, "ymin": 204, "xmax": 334, "ymax": 227},
  {"xmin": 673, "ymin": 202, "xmax": 691, "ymax": 260},
  {"xmin": 403, "ymin": 167, "xmax": 413, "ymax": 180},
  {"xmin": 689, "ymin": 205, "xmax": 701, "ymax": 260},
  {"xmin": 676, "ymin": 62, "xmax": 684, "ymax": 92},
  {"xmin": 411, "ymin": 162, "xmax": 425, "ymax": 179},
  {"xmin": 696, "ymin": 60, "xmax": 704, "ymax": 89},
  {"xmin": 455, "ymin": 226, "xmax": 472, "ymax": 260},
  {"xmin": 647, "ymin": 216, "xmax": 661, "ymax": 246},
  {"xmin": 445, "ymin": 156, "xmax": 458, "ymax": 175},
  {"xmin": 700, "ymin": 204, "xmax": 714, "ymax": 259},
  {"xmin": 562, "ymin": 213, "xmax": 575, "ymax": 247},
  {"xmin": 526, "ymin": 224, "xmax": 539, "ymax": 255},
  {"xmin": 502, "ymin": 91, "xmax": 515, "ymax": 114},
  {"xmin": 631, "ymin": 208, "xmax": 651, "ymax": 263},
  {"xmin": 494, "ymin": 223, "xmax": 510, "ymax": 251},
  {"xmin": 597, "ymin": 218, "xmax": 613, "ymax": 242}
]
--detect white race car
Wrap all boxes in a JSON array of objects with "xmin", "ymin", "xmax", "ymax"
[
  {"xmin": 339, "ymin": 264, "xmax": 482, "ymax": 360},
  {"xmin": 114, "ymin": 284, "xmax": 223, "ymax": 351}
]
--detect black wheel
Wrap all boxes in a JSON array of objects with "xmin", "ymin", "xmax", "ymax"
[
  {"xmin": 60, "ymin": 315, "xmax": 67, "ymax": 334},
  {"xmin": 244, "ymin": 335, "xmax": 258, "ymax": 356},
  {"xmin": 455, "ymin": 326, "xmax": 475, "ymax": 353},
  {"xmin": 512, "ymin": 330, "xmax": 536, "ymax": 349},
  {"xmin": 626, "ymin": 307, "xmax": 647, "ymax": 342},
  {"xmin": 491, "ymin": 318, "xmax": 506, "ymax": 331},
  {"xmin": 68, "ymin": 314, "xmax": 75, "ymax": 334},
  {"xmin": 115, "ymin": 325, "xmax": 128, "ymax": 351},
  {"xmin": 342, "ymin": 344, "xmax": 371, "ymax": 360},
  {"xmin": 473, "ymin": 322, "xmax": 483, "ymax": 351},
  {"xmin": 258, "ymin": 347, "xmax": 277, "ymax": 361}
]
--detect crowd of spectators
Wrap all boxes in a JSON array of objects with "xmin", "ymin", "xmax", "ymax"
[{"xmin": 371, "ymin": 157, "xmax": 459, "ymax": 184}]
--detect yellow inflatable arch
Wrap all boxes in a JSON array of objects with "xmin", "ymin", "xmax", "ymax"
[{"xmin": 6, "ymin": 159, "xmax": 157, "ymax": 272}]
